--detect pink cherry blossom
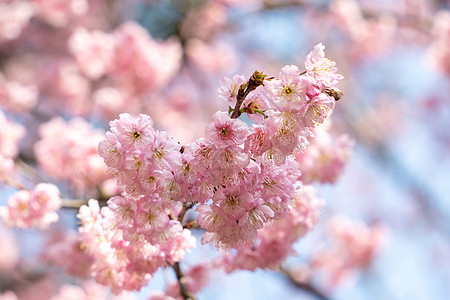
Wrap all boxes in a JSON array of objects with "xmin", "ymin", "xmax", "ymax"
[
  {"xmin": 109, "ymin": 22, "xmax": 182, "ymax": 94},
  {"xmin": 0, "ymin": 291, "xmax": 18, "ymax": 300},
  {"xmin": 265, "ymin": 65, "xmax": 311, "ymax": 112},
  {"xmin": 0, "ymin": 183, "xmax": 61, "ymax": 229},
  {"xmin": 0, "ymin": 1, "xmax": 33, "ymax": 41},
  {"xmin": 217, "ymin": 74, "xmax": 247, "ymax": 105},
  {"xmin": 0, "ymin": 110, "xmax": 25, "ymax": 158},
  {"xmin": 295, "ymin": 127, "xmax": 354, "ymax": 184},
  {"xmin": 68, "ymin": 27, "xmax": 114, "ymax": 80},
  {"xmin": 0, "ymin": 229, "xmax": 19, "ymax": 271},
  {"xmin": 302, "ymin": 93, "xmax": 336, "ymax": 127},
  {"xmin": 223, "ymin": 186, "xmax": 324, "ymax": 272},
  {"xmin": 33, "ymin": 0, "xmax": 88, "ymax": 27},
  {"xmin": 43, "ymin": 230, "xmax": 93, "ymax": 278},
  {"xmin": 305, "ymin": 43, "xmax": 343, "ymax": 88},
  {"xmin": 186, "ymin": 39, "xmax": 237, "ymax": 73},
  {"xmin": 311, "ymin": 216, "xmax": 388, "ymax": 288},
  {"xmin": 0, "ymin": 75, "xmax": 37, "ymax": 112},
  {"xmin": 205, "ymin": 111, "xmax": 249, "ymax": 147},
  {"xmin": 34, "ymin": 117, "xmax": 110, "ymax": 192}
]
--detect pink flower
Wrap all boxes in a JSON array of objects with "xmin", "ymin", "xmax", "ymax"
[
  {"xmin": 109, "ymin": 113, "xmax": 155, "ymax": 150},
  {"xmin": 147, "ymin": 291, "xmax": 177, "ymax": 300},
  {"xmin": 78, "ymin": 194, "xmax": 196, "ymax": 293},
  {"xmin": 241, "ymin": 89, "xmax": 270, "ymax": 124},
  {"xmin": 144, "ymin": 130, "xmax": 182, "ymax": 171},
  {"xmin": 238, "ymin": 204, "xmax": 274, "ymax": 231},
  {"xmin": 302, "ymin": 93, "xmax": 335, "ymax": 127},
  {"xmin": 186, "ymin": 39, "xmax": 237, "ymax": 73},
  {"xmin": 0, "ymin": 1, "xmax": 33, "ymax": 41},
  {"xmin": 110, "ymin": 22, "xmax": 182, "ymax": 94},
  {"xmin": 205, "ymin": 111, "xmax": 249, "ymax": 147},
  {"xmin": 244, "ymin": 125, "xmax": 272, "ymax": 157},
  {"xmin": 305, "ymin": 43, "xmax": 343, "ymax": 88},
  {"xmin": 212, "ymin": 188, "xmax": 254, "ymax": 221},
  {"xmin": 223, "ymin": 186, "xmax": 324, "ymax": 272},
  {"xmin": 0, "ymin": 229, "xmax": 19, "ymax": 271},
  {"xmin": 35, "ymin": 117, "xmax": 110, "ymax": 191},
  {"xmin": 77, "ymin": 199, "xmax": 101, "ymax": 232},
  {"xmin": 295, "ymin": 128, "xmax": 354, "ymax": 184},
  {"xmin": 68, "ymin": 27, "xmax": 114, "ymax": 79},
  {"xmin": 0, "ymin": 75, "xmax": 37, "ymax": 112},
  {"xmin": 0, "ymin": 291, "xmax": 18, "ymax": 300},
  {"xmin": 0, "ymin": 111, "xmax": 25, "ymax": 158},
  {"xmin": 0, "ymin": 183, "xmax": 61, "ymax": 229},
  {"xmin": 311, "ymin": 216, "xmax": 388, "ymax": 288},
  {"xmin": 265, "ymin": 65, "xmax": 311, "ymax": 112},
  {"xmin": 197, "ymin": 205, "xmax": 226, "ymax": 233},
  {"xmin": 33, "ymin": 0, "xmax": 88, "ymax": 27},
  {"xmin": 43, "ymin": 231, "xmax": 93, "ymax": 278},
  {"xmin": 217, "ymin": 74, "xmax": 247, "ymax": 105}
]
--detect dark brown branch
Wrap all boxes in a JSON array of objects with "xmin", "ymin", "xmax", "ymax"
[
  {"xmin": 230, "ymin": 70, "xmax": 268, "ymax": 119},
  {"xmin": 178, "ymin": 201, "xmax": 196, "ymax": 225},
  {"xmin": 281, "ymin": 268, "xmax": 330, "ymax": 300},
  {"xmin": 171, "ymin": 262, "xmax": 197, "ymax": 300}
]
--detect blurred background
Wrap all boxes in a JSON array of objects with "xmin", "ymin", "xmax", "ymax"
[{"xmin": 0, "ymin": 0, "xmax": 449, "ymax": 299}]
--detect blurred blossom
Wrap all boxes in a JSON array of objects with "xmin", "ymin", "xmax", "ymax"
[
  {"xmin": 32, "ymin": 0, "xmax": 89, "ymax": 27},
  {"xmin": 92, "ymin": 86, "xmax": 129, "ymax": 120},
  {"xmin": 311, "ymin": 216, "xmax": 388, "ymax": 289},
  {"xmin": 295, "ymin": 126, "xmax": 354, "ymax": 184},
  {"xmin": 110, "ymin": 21, "xmax": 182, "ymax": 94},
  {"xmin": 186, "ymin": 39, "xmax": 237, "ymax": 73},
  {"xmin": 0, "ymin": 291, "xmax": 18, "ymax": 300},
  {"xmin": 330, "ymin": 0, "xmax": 397, "ymax": 60},
  {"xmin": 0, "ymin": 110, "xmax": 25, "ymax": 159},
  {"xmin": 180, "ymin": 2, "xmax": 227, "ymax": 40},
  {"xmin": 0, "ymin": 75, "xmax": 38, "ymax": 112},
  {"xmin": 49, "ymin": 281, "xmax": 135, "ymax": 300},
  {"xmin": 42, "ymin": 230, "xmax": 93, "ymax": 278},
  {"xmin": 0, "ymin": 1, "xmax": 33, "ymax": 41},
  {"xmin": 0, "ymin": 183, "xmax": 61, "ymax": 229},
  {"xmin": 68, "ymin": 27, "xmax": 114, "ymax": 80},
  {"xmin": 0, "ymin": 229, "xmax": 19, "ymax": 271},
  {"xmin": 426, "ymin": 10, "xmax": 450, "ymax": 75},
  {"xmin": 34, "ymin": 117, "xmax": 110, "ymax": 192}
]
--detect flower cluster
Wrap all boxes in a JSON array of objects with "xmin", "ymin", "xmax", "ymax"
[
  {"xmin": 42, "ymin": 230, "xmax": 94, "ymax": 278},
  {"xmin": 69, "ymin": 22, "xmax": 182, "ymax": 95},
  {"xmin": 311, "ymin": 216, "xmax": 388, "ymax": 288},
  {"xmin": 221, "ymin": 186, "xmax": 324, "ymax": 272},
  {"xmin": 295, "ymin": 126, "xmax": 354, "ymax": 184},
  {"xmin": 78, "ymin": 198, "xmax": 196, "ymax": 294},
  {"xmin": 34, "ymin": 117, "xmax": 111, "ymax": 193},
  {"xmin": 0, "ymin": 183, "xmax": 61, "ymax": 229},
  {"xmin": 89, "ymin": 43, "xmax": 343, "ymax": 292}
]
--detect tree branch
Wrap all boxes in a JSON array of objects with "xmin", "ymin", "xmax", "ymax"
[
  {"xmin": 281, "ymin": 268, "xmax": 330, "ymax": 300},
  {"xmin": 171, "ymin": 262, "xmax": 197, "ymax": 300},
  {"xmin": 230, "ymin": 70, "xmax": 267, "ymax": 119}
]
